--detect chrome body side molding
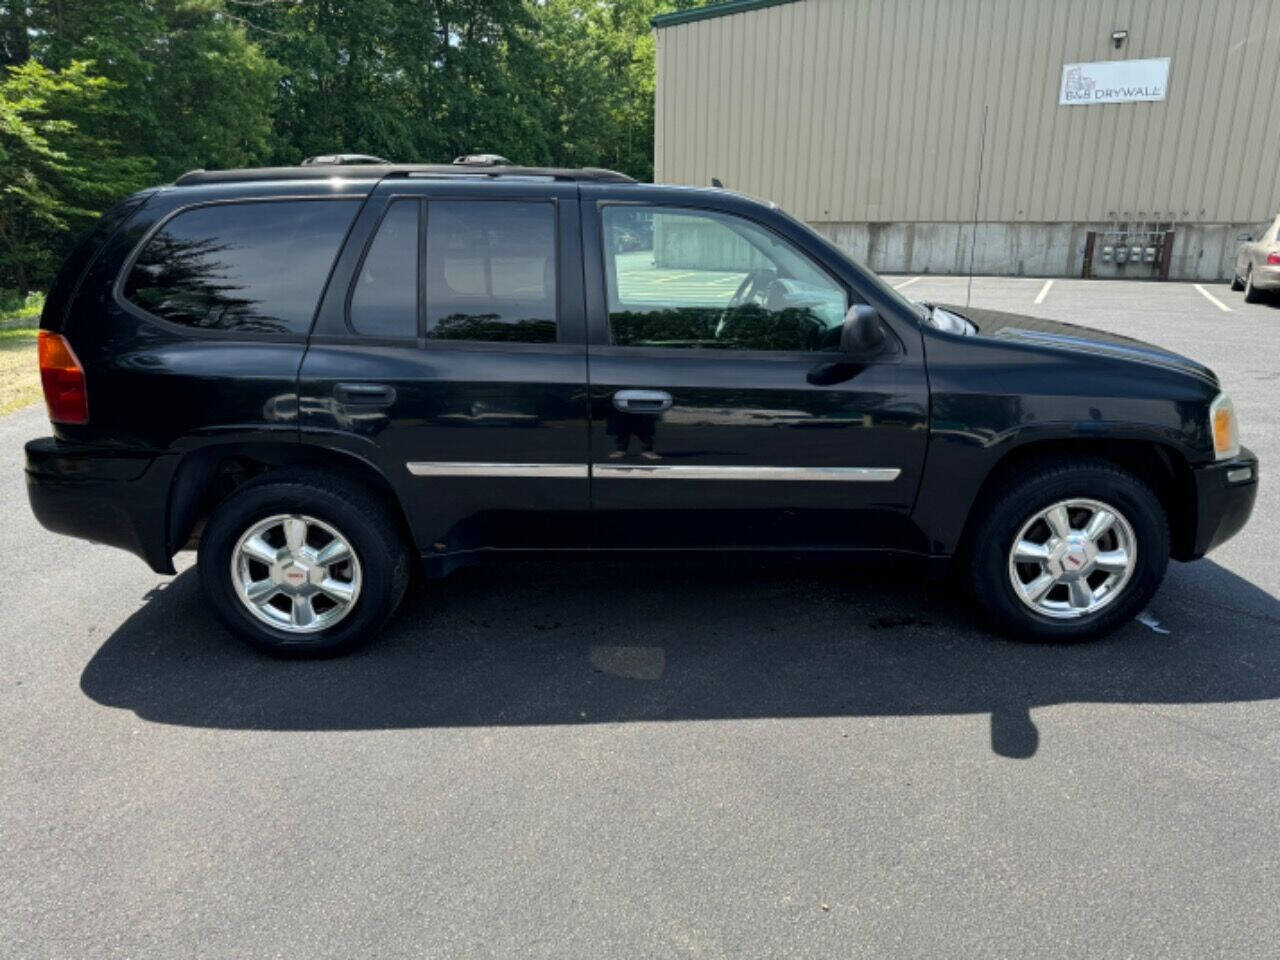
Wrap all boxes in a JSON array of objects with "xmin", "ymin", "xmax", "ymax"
[{"xmin": 406, "ymin": 462, "xmax": 900, "ymax": 482}]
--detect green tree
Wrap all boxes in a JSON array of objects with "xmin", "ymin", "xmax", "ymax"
[
  {"xmin": 0, "ymin": 0, "xmax": 700, "ymax": 292},
  {"xmin": 29, "ymin": 0, "xmax": 280, "ymax": 179},
  {"xmin": 529, "ymin": 0, "xmax": 666, "ymax": 179},
  {"xmin": 0, "ymin": 60, "xmax": 150, "ymax": 292},
  {"xmin": 242, "ymin": 0, "xmax": 548, "ymax": 166}
]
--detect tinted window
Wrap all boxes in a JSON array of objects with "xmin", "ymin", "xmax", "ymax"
[
  {"xmin": 602, "ymin": 206, "xmax": 847, "ymax": 352},
  {"xmin": 123, "ymin": 199, "xmax": 358, "ymax": 335},
  {"xmin": 350, "ymin": 199, "xmax": 418, "ymax": 338},
  {"xmin": 425, "ymin": 201, "xmax": 556, "ymax": 343},
  {"xmin": 44, "ymin": 192, "xmax": 151, "ymax": 326}
]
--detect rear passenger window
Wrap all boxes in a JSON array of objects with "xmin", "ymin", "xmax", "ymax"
[
  {"xmin": 122, "ymin": 199, "xmax": 358, "ymax": 335},
  {"xmin": 424, "ymin": 201, "xmax": 556, "ymax": 343},
  {"xmin": 350, "ymin": 199, "xmax": 418, "ymax": 338}
]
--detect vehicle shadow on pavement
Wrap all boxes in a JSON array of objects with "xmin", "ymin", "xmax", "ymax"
[{"xmin": 80, "ymin": 556, "xmax": 1280, "ymax": 759}]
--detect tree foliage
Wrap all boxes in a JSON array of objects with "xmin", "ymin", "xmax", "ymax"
[
  {"xmin": 0, "ymin": 0, "xmax": 699, "ymax": 291},
  {"xmin": 0, "ymin": 59, "xmax": 151, "ymax": 292}
]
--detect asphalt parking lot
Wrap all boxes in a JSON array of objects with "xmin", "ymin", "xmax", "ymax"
[{"xmin": 3, "ymin": 277, "xmax": 1277, "ymax": 958}]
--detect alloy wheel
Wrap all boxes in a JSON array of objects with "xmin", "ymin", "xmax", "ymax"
[
  {"xmin": 1007, "ymin": 498, "xmax": 1137, "ymax": 620},
  {"xmin": 231, "ymin": 513, "xmax": 362, "ymax": 633}
]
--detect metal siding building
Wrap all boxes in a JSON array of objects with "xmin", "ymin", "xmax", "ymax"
[{"xmin": 653, "ymin": 0, "xmax": 1280, "ymax": 280}]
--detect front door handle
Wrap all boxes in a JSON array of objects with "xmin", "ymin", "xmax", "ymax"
[
  {"xmin": 612, "ymin": 389, "xmax": 673, "ymax": 413},
  {"xmin": 334, "ymin": 382, "xmax": 396, "ymax": 406}
]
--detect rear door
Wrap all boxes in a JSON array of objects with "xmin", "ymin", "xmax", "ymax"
[
  {"xmin": 299, "ymin": 177, "xmax": 590, "ymax": 557},
  {"xmin": 580, "ymin": 188, "xmax": 930, "ymax": 551}
]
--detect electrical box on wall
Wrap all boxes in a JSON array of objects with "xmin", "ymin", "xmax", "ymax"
[{"xmin": 1086, "ymin": 228, "xmax": 1174, "ymax": 279}]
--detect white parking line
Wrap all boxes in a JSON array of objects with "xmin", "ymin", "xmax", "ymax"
[
  {"xmin": 893, "ymin": 276, "xmax": 922, "ymax": 290},
  {"xmin": 1033, "ymin": 279, "xmax": 1054, "ymax": 304},
  {"xmin": 1193, "ymin": 283, "xmax": 1232, "ymax": 312}
]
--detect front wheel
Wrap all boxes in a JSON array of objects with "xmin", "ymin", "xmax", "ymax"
[
  {"xmin": 197, "ymin": 469, "xmax": 410, "ymax": 657},
  {"xmin": 967, "ymin": 459, "xmax": 1169, "ymax": 642}
]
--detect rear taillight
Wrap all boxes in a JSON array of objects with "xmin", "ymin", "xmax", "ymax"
[
  {"xmin": 1267, "ymin": 252, "xmax": 1280, "ymax": 265},
  {"xmin": 38, "ymin": 331, "xmax": 88, "ymax": 424}
]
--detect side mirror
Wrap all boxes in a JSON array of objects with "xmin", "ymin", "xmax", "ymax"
[
  {"xmin": 840, "ymin": 304, "xmax": 887, "ymax": 357},
  {"xmin": 1237, "ymin": 233, "xmax": 1254, "ymax": 242}
]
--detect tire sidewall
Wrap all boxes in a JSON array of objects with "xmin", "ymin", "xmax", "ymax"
[
  {"xmin": 1244, "ymin": 269, "xmax": 1262, "ymax": 302},
  {"xmin": 970, "ymin": 465, "xmax": 1169, "ymax": 641},
  {"xmin": 198, "ymin": 478, "xmax": 407, "ymax": 656}
]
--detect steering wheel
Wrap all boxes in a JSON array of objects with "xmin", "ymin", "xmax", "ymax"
[
  {"xmin": 727, "ymin": 267, "xmax": 777, "ymax": 309},
  {"xmin": 717, "ymin": 267, "xmax": 780, "ymax": 343}
]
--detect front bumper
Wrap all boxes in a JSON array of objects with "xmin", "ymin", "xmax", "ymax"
[
  {"xmin": 1185, "ymin": 446, "xmax": 1259, "ymax": 559},
  {"xmin": 25, "ymin": 437, "xmax": 178, "ymax": 574}
]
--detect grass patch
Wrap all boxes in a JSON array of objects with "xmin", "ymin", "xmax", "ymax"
[
  {"xmin": 0, "ymin": 289, "xmax": 44, "ymax": 328},
  {"xmin": 0, "ymin": 290, "xmax": 46, "ymax": 416},
  {"xmin": 0, "ymin": 326, "xmax": 40, "ymax": 417}
]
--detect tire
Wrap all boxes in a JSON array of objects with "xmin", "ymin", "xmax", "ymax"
[
  {"xmin": 1243, "ymin": 267, "xmax": 1265, "ymax": 303},
  {"xmin": 1229, "ymin": 268, "xmax": 1244, "ymax": 291},
  {"xmin": 966, "ymin": 458, "xmax": 1169, "ymax": 642},
  {"xmin": 197, "ymin": 468, "xmax": 411, "ymax": 657}
]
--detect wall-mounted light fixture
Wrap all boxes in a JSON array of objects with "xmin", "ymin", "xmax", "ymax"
[{"xmin": 1111, "ymin": 29, "xmax": 1128, "ymax": 50}]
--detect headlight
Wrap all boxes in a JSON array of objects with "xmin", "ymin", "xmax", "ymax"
[{"xmin": 1210, "ymin": 392, "xmax": 1240, "ymax": 460}]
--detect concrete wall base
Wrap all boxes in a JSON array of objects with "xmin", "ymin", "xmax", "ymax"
[{"xmin": 810, "ymin": 221, "xmax": 1252, "ymax": 281}]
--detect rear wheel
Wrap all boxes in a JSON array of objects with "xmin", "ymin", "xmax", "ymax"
[
  {"xmin": 967, "ymin": 459, "xmax": 1169, "ymax": 642},
  {"xmin": 1244, "ymin": 267, "xmax": 1266, "ymax": 303},
  {"xmin": 198, "ymin": 469, "xmax": 410, "ymax": 656},
  {"xmin": 1229, "ymin": 267, "xmax": 1244, "ymax": 291}
]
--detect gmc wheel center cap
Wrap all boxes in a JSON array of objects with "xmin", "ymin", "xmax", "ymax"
[
  {"xmin": 1052, "ymin": 535, "xmax": 1095, "ymax": 579},
  {"xmin": 277, "ymin": 558, "xmax": 316, "ymax": 592}
]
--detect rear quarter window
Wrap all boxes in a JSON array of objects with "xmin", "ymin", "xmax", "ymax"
[
  {"xmin": 122, "ymin": 199, "xmax": 359, "ymax": 335},
  {"xmin": 42, "ymin": 192, "xmax": 154, "ymax": 330}
]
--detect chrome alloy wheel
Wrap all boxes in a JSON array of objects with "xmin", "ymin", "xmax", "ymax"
[
  {"xmin": 231, "ymin": 514, "xmax": 362, "ymax": 633},
  {"xmin": 1007, "ymin": 498, "xmax": 1137, "ymax": 620}
]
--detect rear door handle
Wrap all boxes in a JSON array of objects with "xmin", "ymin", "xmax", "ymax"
[
  {"xmin": 334, "ymin": 382, "xmax": 396, "ymax": 406},
  {"xmin": 612, "ymin": 389, "xmax": 673, "ymax": 413}
]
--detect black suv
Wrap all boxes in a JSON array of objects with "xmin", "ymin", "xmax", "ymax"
[{"xmin": 26, "ymin": 161, "xmax": 1259, "ymax": 655}]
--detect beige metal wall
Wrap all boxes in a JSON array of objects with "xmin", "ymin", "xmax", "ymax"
[{"xmin": 655, "ymin": 0, "xmax": 1280, "ymax": 227}]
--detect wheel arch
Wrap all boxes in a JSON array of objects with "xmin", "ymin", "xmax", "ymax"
[
  {"xmin": 166, "ymin": 441, "xmax": 416, "ymax": 560},
  {"xmin": 953, "ymin": 437, "xmax": 1199, "ymax": 562}
]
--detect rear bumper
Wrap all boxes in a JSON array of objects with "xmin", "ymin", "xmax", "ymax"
[
  {"xmin": 25, "ymin": 437, "xmax": 177, "ymax": 574},
  {"xmin": 1186, "ymin": 447, "xmax": 1259, "ymax": 559}
]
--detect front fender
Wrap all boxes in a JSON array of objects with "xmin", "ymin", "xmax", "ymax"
[{"xmin": 913, "ymin": 328, "xmax": 1216, "ymax": 556}]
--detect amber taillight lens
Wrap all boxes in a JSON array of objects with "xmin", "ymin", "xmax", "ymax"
[{"xmin": 37, "ymin": 331, "xmax": 88, "ymax": 424}]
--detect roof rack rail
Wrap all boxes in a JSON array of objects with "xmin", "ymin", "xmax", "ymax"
[{"xmin": 173, "ymin": 164, "xmax": 636, "ymax": 186}]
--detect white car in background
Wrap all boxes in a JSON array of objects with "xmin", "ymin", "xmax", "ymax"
[{"xmin": 1231, "ymin": 213, "xmax": 1280, "ymax": 302}]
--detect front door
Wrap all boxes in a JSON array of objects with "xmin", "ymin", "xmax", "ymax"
[
  {"xmin": 581, "ymin": 196, "xmax": 930, "ymax": 552},
  {"xmin": 299, "ymin": 179, "xmax": 591, "ymax": 557}
]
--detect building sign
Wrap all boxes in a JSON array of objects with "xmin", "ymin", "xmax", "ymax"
[{"xmin": 1060, "ymin": 58, "xmax": 1170, "ymax": 105}]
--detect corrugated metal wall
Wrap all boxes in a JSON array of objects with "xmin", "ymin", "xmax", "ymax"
[{"xmin": 655, "ymin": 0, "xmax": 1280, "ymax": 226}]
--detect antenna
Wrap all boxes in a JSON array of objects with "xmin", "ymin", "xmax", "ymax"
[{"xmin": 966, "ymin": 104, "xmax": 989, "ymax": 308}]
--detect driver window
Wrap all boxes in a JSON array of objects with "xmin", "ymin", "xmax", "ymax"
[{"xmin": 602, "ymin": 205, "xmax": 848, "ymax": 351}]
